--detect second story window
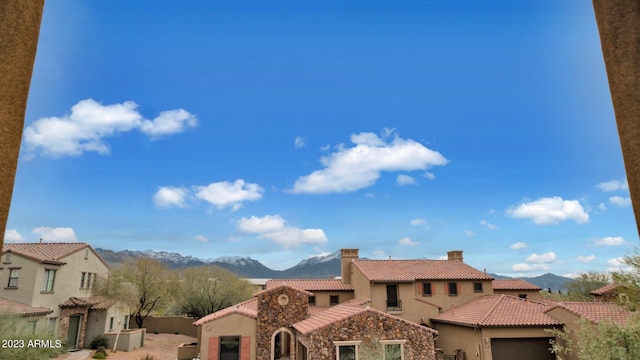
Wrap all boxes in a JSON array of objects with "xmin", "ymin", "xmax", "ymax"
[
  {"xmin": 86, "ymin": 272, "xmax": 92, "ymax": 289},
  {"xmin": 80, "ymin": 272, "xmax": 86, "ymax": 288},
  {"xmin": 330, "ymin": 295, "xmax": 339, "ymax": 305},
  {"xmin": 473, "ymin": 282, "xmax": 483, "ymax": 293},
  {"xmin": 42, "ymin": 269, "xmax": 56, "ymax": 292},
  {"xmin": 422, "ymin": 282, "xmax": 433, "ymax": 296},
  {"xmin": 448, "ymin": 282, "xmax": 458, "ymax": 296},
  {"xmin": 309, "ymin": 296, "xmax": 316, "ymax": 305},
  {"xmin": 7, "ymin": 268, "xmax": 19, "ymax": 288}
]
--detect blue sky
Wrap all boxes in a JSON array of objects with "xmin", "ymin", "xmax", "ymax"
[{"xmin": 5, "ymin": 0, "xmax": 638, "ymax": 277}]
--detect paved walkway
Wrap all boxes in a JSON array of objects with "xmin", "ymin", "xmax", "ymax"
[{"xmin": 63, "ymin": 349, "xmax": 91, "ymax": 360}]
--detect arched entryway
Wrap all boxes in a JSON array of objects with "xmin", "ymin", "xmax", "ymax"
[{"xmin": 271, "ymin": 327, "xmax": 295, "ymax": 360}]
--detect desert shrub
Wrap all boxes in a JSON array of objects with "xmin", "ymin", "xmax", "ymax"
[
  {"xmin": 90, "ymin": 335, "xmax": 108, "ymax": 349},
  {"xmin": 92, "ymin": 352, "xmax": 107, "ymax": 359},
  {"xmin": 140, "ymin": 354, "xmax": 156, "ymax": 360}
]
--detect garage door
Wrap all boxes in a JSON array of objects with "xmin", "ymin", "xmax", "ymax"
[{"xmin": 491, "ymin": 338, "xmax": 555, "ymax": 360}]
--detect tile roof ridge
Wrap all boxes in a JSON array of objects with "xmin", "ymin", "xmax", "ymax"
[{"xmin": 478, "ymin": 294, "xmax": 507, "ymax": 326}]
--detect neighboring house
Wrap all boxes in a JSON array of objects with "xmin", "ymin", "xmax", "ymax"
[
  {"xmin": 0, "ymin": 241, "xmax": 129, "ymax": 349},
  {"xmin": 194, "ymin": 283, "xmax": 437, "ymax": 360},
  {"xmin": 589, "ymin": 283, "xmax": 621, "ymax": 302},
  {"xmin": 492, "ymin": 279, "xmax": 542, "ymax": 300},
  {"xmin": 194, "ymin": 248, "xmax": 633, "ymax": 360},
  {"xmin": 0, "ymin": 296, "xmax": 53, "ymax": 334},
  {"xmin": 431, "ymin": 295, "xmax": 562, "ymax": 360}
]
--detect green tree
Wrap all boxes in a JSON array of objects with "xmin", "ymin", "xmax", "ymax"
[
  {"xmin": 96, "ymin": 258, "xmax": 175, "ymax": 328},
  {"xmin": 565, "ymin": 271, "xmax": 610, "ymax": 301},
  {"xmin": 175, "ymin": 265, "xmax": 254, "ymax": 319}
]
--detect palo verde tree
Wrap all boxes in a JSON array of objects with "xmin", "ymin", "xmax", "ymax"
[
  {"xmin": 565, "ymin": 271, "xmax": 610, "ymax": 301},
  {"xmin": 98, "ymin": 258, "xmax": 175, "ymax": 328},
  {"xmin": 175, "ymin": 265, "xmax": 254, "ymax": 319}
]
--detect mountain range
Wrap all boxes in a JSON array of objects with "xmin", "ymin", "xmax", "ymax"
[{"xmin": 95, "ymin": 248, "xmax": 572, "ymax": 291}]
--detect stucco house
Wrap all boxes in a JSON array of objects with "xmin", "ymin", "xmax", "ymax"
[
  {"xmin": 0, "ymin": 241, "xmax": 129, "ymax": 349},
  {"xmin": 194, "ymin": 248, "xmax": 632, "ymax": 360},
  {"xmin": 194, "ymin": 283, "xmax": 437, "ymax": 360}
]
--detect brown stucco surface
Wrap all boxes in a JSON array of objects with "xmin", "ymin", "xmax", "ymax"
[
  {"xmin": 593, "ymin": 0, "xmax": 640, "ymax": 235},
  {"xmin": 0, "ymin": 0, "xmax": 44, "ymax": 250}
]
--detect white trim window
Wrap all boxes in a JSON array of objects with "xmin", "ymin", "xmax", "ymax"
[
  {"xmin": 334, "ymin": 340, "xmax": 361, "ymax": 360},
  {"xmin": 380, "ymin": 340, "xmax": 406, "ymax": 360}
]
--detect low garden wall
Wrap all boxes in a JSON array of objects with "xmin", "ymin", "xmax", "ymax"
[
  {"xmin": 131, "ymin": 316, "xmax": 197, "ymax": 337},
  {"xmin": 104, "ymin": 328, "xmax": 146, "ymax": 352}
]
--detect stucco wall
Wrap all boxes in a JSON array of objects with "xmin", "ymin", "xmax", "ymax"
[
  {"xmin": 0, "ymin": 253, "xmax": 40, "ymax": 305},
  {"xmin": 132, "ymin": 315, "xmax": 198, "ymax": 337},
  {"xmin": 309, "ymin": 290, "xmax": 354, "ymax": 306},
  {"xmin": 198, "ymin": 313, "xmax": 257, "ymax": 360},
  {"xmin": 492, "ymin": 289, "xmax": 541, "ymax": 300}
]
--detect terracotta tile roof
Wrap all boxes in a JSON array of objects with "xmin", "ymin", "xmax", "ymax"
[
  {"xmin": 0, "ymin": 297, "xmax": 53, "ymax": 317},
  {"xmin": 59, "ymin": 296, "xmax": 114, "ymax": 310},
  {"xmin": 293, "ymin": 304, "xmax": 438, "ymax": 336},
  {"xmin": 266, "ymin": 279, "xmax": 353, "ymax": 291},
  {"xmin": 2, "ymin": 242, "xmax": 108, "ymax": 267},
  {"xmin": 352, "ymin": 259, "xmax": 493, "ymax": 282},
  {"xmin": 547, "ymin": 302, "xmax": 632, "ymax": 325},
  {"xmin": 431, "ymin": 295, "xmax": 562, "ymax": 328},
  {"xmin": 590, "ymin": 283, "xmax": 618, "ymax": 296},
  {"xmin": 194, "ymin": 297, "xmax": 258, "ymax": 326},
  {"xmin": 254, "ymin": 283, "xmax": 314, "ymax": 297},
  {"xmin": 492, "ymin": 279, "xmax": 541, "ymax": 291}
]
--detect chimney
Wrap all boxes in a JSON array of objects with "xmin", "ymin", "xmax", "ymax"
[
  {"xmin": 447, "ymin": 250, "xmax": 463, "ymax": 262},
  {"xmin": 39, "ymin": 238, "xmax": 43, "ymax": 244},
  {"xmin": 340, "ymin": 248, "xmax": 359, "ymax": 285}
]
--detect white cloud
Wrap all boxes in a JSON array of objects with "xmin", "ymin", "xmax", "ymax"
[
  {"xmin": 597, "ymin": 179, "xmax": 628, "ymax": 192},
  {"xmin": 423, "ymin": 172, "xmax": 436, "ymax": 180},
  {"xmin": 480, "ymin": 220, "xmax": 497, "ymax": 230},
  {"xmin": 398, "ymin": 237, "xmax": 420, "ymax": 246},
  {"xmin": 512, "ymin": 263, "xmax": 550, "ymax": 272},
  {"xmin": 32, "ymin": 227, "xmax": 77, "ymax": 242},
  {"xmin": 320, "ymin": 144, "xmax": 331, "ymax": 151},
  {"xmin": 194, "ymin": 235, "xmax": 209, "ymax": 243},
  {"xmin": 24, "ymin": 99, "xmax": 197, "ymax": 158},
  {"xmin": 372, "ymin": 250, "xmax": 388, "ymax": 258},
  {"xmin": 289, "ymin": 131, "xmax": 448, "ymax": 194},
  {"xmin": 410, "ymin": 218, "xmax": 427, "ymax": 226},
  {"xmin": 396, "ymin": 174, "xmax": 417, "ymax": 186},
  {"xmin": 153, "ymin": 186, "xmax": 189, "ymax": 208},
  {"xmin": 195, "ymin": 180, "xmax": 264, "ymax": 211},
  {"xmin": 593, "ymin": 236, "xmax": 625, "ymax": 247},
  {"xmin": 577, "ymin": 255, "xmax": 596, "ymax": 263},
  {"xmin": 563, "ymin": 271, "xmax": 583, "ymax": 279},
  {"xmin": 609, "ymin": 196, "xmax": 632, "ymax": 208},
  {"xmin": 4, "ymin": 229, "xmax": 25, "ymax": 243},
  {"xmin": 510, "ymin": 242, "xmax": 528, "ymax": 250},
  {"xmin": 506, "ymin": 196, "xmax": 589, "ymax": 225},
  {"xmin": 140, "ymin": 109, "xmax": 198, "ymax": 138},
  {"xmin": 607, "ymin": 257, "xmax": 633, "ymax": 273},
  {"xmin": 294, "ymin": 136, "xmax": 307, "ymax": 149},
  {"xmin": 237, "ymin": 215, "xmax": 327, "ymax": 248},
  {"xmin": 598, "ymin": 203, "xmax": 607, "ymax": 211},
  {"xmin": 464, "ymin": 230, "xmax": 475, "ymax": 237},
  {"xmin": 526, "ymin": 252, "xmax": 556, "ymax": 263}
]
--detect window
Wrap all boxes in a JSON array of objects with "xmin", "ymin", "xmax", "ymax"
[
  {"xmin": 219, "ymin": 336, "xmax": 240, "ymax": 359},
  {"xmin": 47, "ymin": 318, "xmax": 57, "ymax": 335},
  {"xmin": 448, "ymin": 282, "xmax": 458, "ymax": 296},
  {"xmin": 109, "ymin": 317, "xmax": 115, "ymax": 332},
  {"xmin": 80, "ymin": 272, "xmax": 86, "ymax": 288},
  {"xmin": 380, "ymin": 340, "xmax": 406, "ymax": 360},
  {"xmin": 2, "ymin": 254, "xmax": 10, "ymax": 264},
  {"xmin": 422, "ymin": 282, "xmax": 432, "ymax": 296},
  {"xmin": 518, "ymin": 294, "xmax": 527, "ymax": 299},
  {"xmin": 334, "ymin": 341, "xmax": 360, "ymax": 360},
  {"xmin": 123, "ymin": 315, "xmax": 129, "ymax": 330},
  {"xmin": 25, "ymin": 321, "xmax": 37, "ymax": 335},
  {"xmin": 473, "ymin": 282, "xmax": 483, "ymax": 293},
  {"xmin": 330, "ymin": 295, "xmax": 339, "ymax": 305},
  {"xmin": 309, "ymin": 296, "xmax": 316, "ymax": 305},
  {"xmin": 86, "ymin": 272, "xmax": 92, "ymax": 289},
  {"xmin": 7, "ymin": 268, "xmax": 19, "ymax": 288},
  {"xmin": 42, "ymin": 269, "xmax": 56, "ymax": 292},
  {"xmin": 84, "ymin": 249, "xmax": 89, "ymax": 259}
]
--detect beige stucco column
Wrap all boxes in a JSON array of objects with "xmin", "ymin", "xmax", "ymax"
[
  {"xmin": 593, "ymin": 1, "xmax": 640, "ymax": 236},
  {"xmin": 0, "ymin": 0, "xmax": 45, "ymax": 251}
]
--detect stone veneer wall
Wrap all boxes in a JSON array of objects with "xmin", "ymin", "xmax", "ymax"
[
  {"xmin": 256, "ymin": 286, "xmax": 309, "ymax": 360},
  {"xmin": 59, "ymin": 307, "xmax": 89, "ymax": 349},
  {"xmin": 300, "ymin": 310, "xmax": 436, "ymax": 360}
]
